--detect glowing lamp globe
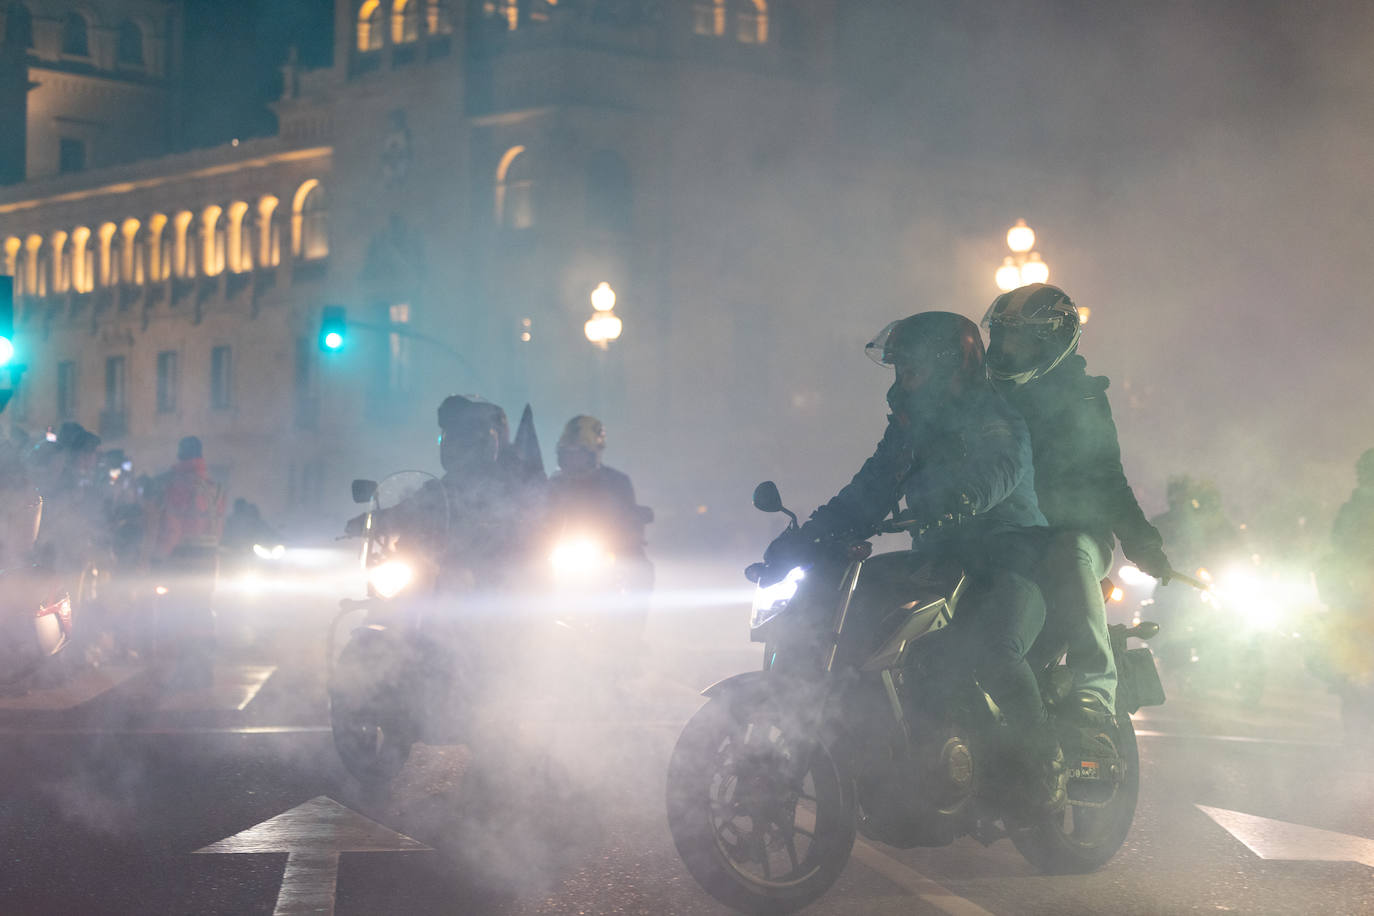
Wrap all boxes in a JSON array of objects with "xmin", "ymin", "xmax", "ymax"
[
  {"xmin": 1020, "ymin": 252, "xmax": 1049, "ymax": 285},
  {"xmin": 590, "ymin": 282, "xmax": 617, "ymax": 313},
  {"xmin": 995, "ymin": 257, "xmax": 1022, "ymax": 292},
  {"xmin": 1007, "ymin": 219, "xmax": 1035, "ymax": 254}
]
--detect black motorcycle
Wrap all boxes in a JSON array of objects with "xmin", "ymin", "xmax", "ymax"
[
  {"xmin": 328, "ymin": 471, "xmax": 471, "ymax": 785},
  {"xmin": 665, "ymin": 482, "xmax": 1167, "ymax": 915}
]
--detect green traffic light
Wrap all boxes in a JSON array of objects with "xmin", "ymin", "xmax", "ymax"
[{"xmin": 323, "ymin": 331, "xmax": 343, "ymax": 350}]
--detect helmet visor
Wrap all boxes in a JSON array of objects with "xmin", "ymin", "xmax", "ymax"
[{"xmin": 864, "ymin": 320, "xmax": 903, "ymax": 367}]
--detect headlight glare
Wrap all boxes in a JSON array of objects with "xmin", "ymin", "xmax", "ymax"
[
  {"xmin": 369, "ymin": 560, "xmax": 414, "ymax": 599},
  {"xmin": 750, "ymin": 567, "xmax": 805, "ymax": 630}
]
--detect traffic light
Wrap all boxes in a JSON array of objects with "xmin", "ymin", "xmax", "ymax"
[
  {"xmin": 319, "ymin": 305, "xmax": 346, "ymax": 352},
  {"xmin": 0, "ymin": 275, "xmax": 13, "ymax": 368}
]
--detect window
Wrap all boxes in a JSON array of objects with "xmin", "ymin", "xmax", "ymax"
[
  {"xmin": 426, "ymin": 0, "xmax": 452, "ymax": 34},
  {"xmin": 57, "ymin": 361, "xmax": 77, "ymax": 419},
  {"xmin": 586, "ymin": 150, "xmax": 633, "ymax": 234},
  {"xmin": 357, "ymin": 0, "xmax": 383, "ymax": 52},
  {"xmin": 227, "ymin": 201, "xmax": 252, "ymax": 273},
  {"xmin": 116, "ymin": 20, "xmax": 143, "ymax": 66},
  {"xmin": 97, "ymin": 223, "xmax": 117, "ymax": 287},
  {"xmin": 484, "ymin": 0, "xmax": 518, "ymax": 30},
  {"xmin": 59, "ymin": 138, "xmax": 85, "ymax": 174},
  {"xmin": 258, "ymin": 197, "xmax": 281, "ymax": 267},
  {"xmin": 693, "ymin": 0, "xmax": 725, "ymax": 36},
  {"xmin": 736, "ymin": 0, "xmax": 768, "ymax": 44},
  {"xmin": 392, "ymin": 0, "xmax": 420, "ymax": 43},
  {"xmin": 61, "ymin": 12, "xmax": 88, "ymax": 56},
  {"xmin": 156, "ymin": 351, "xmax": 178, "ymax": 413},
  {"xmin": 202, "ymin": 206, "xmax": 225, "ymax": 276},
  {"xmin": 50, "ymin": 230, "xmax": 68, "ymax": 292},
  {"xmin": 5, "ymin": 4, "xmax": 33, "ymax": 49},
  {"xmin": 104, "ymin": 356, "xmax": 126, "ymax": 413},
  {"xmin": 210, "ymin": 345, "xmax": 232, "ymax": 409},
  {"xmin": 148, "ymin": 214, "xmax": 169, "ymax": 281},
  {"xmin": 126, "ymin": 222, "xmax": 146, "ymax": 285},
  {"xmin": 173, "ymin": 211, "xmax": 195, "ymax": 278},
  {"xmin": 70, "ymin": 226, "xmax": 92, "ymax": 292},
  {"xmin": 495, "ymin": 146, "xmax": 533, "ymax": 230},
  {"xmin": 293, "ymin": 181, "xmax": 328, "ymax": 259}
]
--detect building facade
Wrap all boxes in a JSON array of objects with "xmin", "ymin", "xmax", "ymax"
[{"xmin": 0, "ymin": 0, "xmax": 840, "ymax": 537}]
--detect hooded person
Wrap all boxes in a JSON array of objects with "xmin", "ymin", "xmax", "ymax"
[
  {"xmin": 550, "ymin": 415, "xmax": 653, "ymax": 557},
  {"xmin": 762, "ymin": 311, "xmax": 1064, "ymax": 813},
  {"xmin": 983, "ymin": 283, "xmax": 1170, "ymax": 727}
]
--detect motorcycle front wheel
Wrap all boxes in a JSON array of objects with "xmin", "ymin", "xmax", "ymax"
[
  {"xmin": 665, "ymin": 694, "xmax": 856, "ymax": 915},
  {"xmin": 330, "ymin": 696, "xmax": 413, "ymax": 786},
  {"xmin": 1010, "ymin": 715, "xmax": 1140, "ymax": 874}
]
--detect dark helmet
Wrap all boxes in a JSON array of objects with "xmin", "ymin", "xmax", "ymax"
[
  {"xmin": 865, "ymin": 311, "xmax": 986, "ymax": 388},
  {"xmin": 981, "ymin": 283, "xmax": 1082, "ymax": 386},
  {"xmin": 437, "ymin": 395, "xmax": 509, "ymax": 473}
]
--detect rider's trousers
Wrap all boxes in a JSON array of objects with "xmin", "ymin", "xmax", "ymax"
[{"xmin": 1029, "ymin": 529, "xmax": 1117, "ymax": 713}]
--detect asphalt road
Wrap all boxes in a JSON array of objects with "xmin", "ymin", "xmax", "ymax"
[{"xmin": 2, "ymin": 555, "xmax": 1370, "ymax": 916}]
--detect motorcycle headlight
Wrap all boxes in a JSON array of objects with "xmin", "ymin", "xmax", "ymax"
[
  {"xmin": 550, "ymin": 538, "xmax": 611, "ymax": 577},
  {"xmin": 750, "ymin": 567, "xmax": 805, "ymax": 630},
  {"xmin": 253, "ymin": 543, "xmax": 287, "ymax": 560},
  {"xmin": 368, "ymin": 560, "xmax": 414, "ymax": 599}
]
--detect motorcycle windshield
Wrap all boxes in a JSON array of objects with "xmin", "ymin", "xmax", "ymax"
[{"xmin": 370, "ymin": 471, "xmax": 450, "ymax": 557}]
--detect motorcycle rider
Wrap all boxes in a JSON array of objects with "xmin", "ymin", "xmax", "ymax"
[
  {"xmin": 983, "ymin": 283, "xmax": 1171, "ymax": 726},
  {"xmin": 144, "ymin": 436, "xmax": 225, "ymax": 688},
  {"xmin": 763, "ymin": 311, "xmax": 1064, "ymax": 812},
  {"xmin": 1315, "ymin": 449, "xmax": 1374, "ymax": 701},
  {"xmin": 548, "ymin": 415, "xmax": 655, "ymax": 646}
]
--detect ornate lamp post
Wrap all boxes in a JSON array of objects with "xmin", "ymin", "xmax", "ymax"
[
  {"xmin": 584, "ymin": 281, "xmax": 623, "ymax": 350},
  {"xmin": 994, "ymin": 219, "xmax": 1051, "ymax": 291}
]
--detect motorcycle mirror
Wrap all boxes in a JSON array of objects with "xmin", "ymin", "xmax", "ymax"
[
  {"xmin": 351, "ymin": 479, "xmax": 378, "ymax": 504},
  {"xmin": 752, "ymin": 481, "xmax": 784, "ymax": 513}
]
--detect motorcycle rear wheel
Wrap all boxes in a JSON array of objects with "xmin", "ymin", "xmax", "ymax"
[
  {"xmin": 666, "ymin": 695, "xmax": 856, "ymax": 916},
  {"xmin": 1010, "ymin": 715, "xmax": 1140, "ymax": 874}
]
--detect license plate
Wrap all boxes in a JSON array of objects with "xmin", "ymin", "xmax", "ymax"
[{"xmin": 1068, "ymin": 761, "xmax": 1101, "ymax": 780}]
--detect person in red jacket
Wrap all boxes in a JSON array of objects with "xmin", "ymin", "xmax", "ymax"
[{"xmin": 145, "ymin": 436, "xmax": 224, "ymax": 688}]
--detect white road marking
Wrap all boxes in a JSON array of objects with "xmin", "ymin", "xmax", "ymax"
[
  {"xmin": 1198, "ymin": 804, "xmax": 1374, "ymax": 868},
  {"xmin": 195, "ymin": 795, "xmax": 431, "ymax": 916},
  {"xmin": 158, "ymin": 665, "xmax": 277, "ymax": 712},
  {"xmin": 795, "ymin": 806, "xmax": 993, "ymax": 915}
]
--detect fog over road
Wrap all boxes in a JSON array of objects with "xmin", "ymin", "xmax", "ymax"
[{"xmin": 1, "ymin": 551, "xmax": 1370, "ymax": 915}]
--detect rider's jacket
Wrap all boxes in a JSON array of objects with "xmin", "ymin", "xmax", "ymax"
[
  {"xmin": 1001, "ymin": 354, "xmax": 1162, "ymax": 560},
  {"xmin": 1333, "ymin": 487, "xmax": 1374, "ymax": 562},
  {"xmin": 811, "ymin": 384, "xmax": 1045, "ymax": 545},
  {"xmin": 548, "ymin": 465, "xmax": 650, "ymax": 556},
  {"xmin": 438, "ymin": 459, "xmax": 546, "ymax": 585}
]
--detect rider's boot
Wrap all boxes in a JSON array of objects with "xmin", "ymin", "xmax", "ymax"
[{"xmin": 1019, "ymin": 726, "xmax": 1068, "ymax": 815}]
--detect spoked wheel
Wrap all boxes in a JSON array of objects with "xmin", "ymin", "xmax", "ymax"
[
  {"xmin": 330, "ymin": 698, "xmax": 412, "ymax": 787},
  {"xmin": 666, "ymin": 695, "xmax": 855, "ymax": 915},
  {"xmin": 1011, "ymin": 715, "xmax": 1140, "ymax": 874}
]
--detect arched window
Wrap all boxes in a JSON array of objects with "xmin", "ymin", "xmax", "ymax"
[
  {"xmin": 735, "ymin": 0, "xmax": 768, "ymax": 44},
  {"xmin": 693, "ymin": 0, "xmax": 725, "ymax": 36},
  {"xmin": 61, "ymin": 11, "xmax": 88, "ymax": 57},
  {"xmin": 293, "ymin": 180, "xmax": 329, "ymax": 260},
  {"xmin": 2, "ymin": 236, "xmax": 17, "ymax": 278},
  {"xmin": 586, "ymin": 150, "xmax": 632, "ymax": 234},
  {"xmin": 122, "ymin": 219, "xmax": 143, "ymax": 284},
  {"xmin": 97, "ymin": 223, "xmax": 118, "ymax": 286},
  {"xmin": 107, "ymin": 232, "xmax": 124, "ymax": 286},
  {"xmin": 426, "ymin": 0, "xmax": 452, "ymax": 35},
  {"xmin": 70, "ymin": 226, "xmax": 92, "ymax": 292},
  {"xmin": 173, "ymin": 211, "xmax": 195, "ymax": 278},
  {"xmin": 202, "ymin": 206, "xmax": 225, "ymax": 276},
  {"xmin": 495, "ymin": 146, "xmax": 533, "ymax": 230},
  {"xmin": 147, "ymin": 213, "xmax": 169, "ymax": 281},
  {"xmin": 227, "ymin": 201, "xmax": 252, "ymax": 273},
  {"xmin": 116, "ymin": 20, "xmax": 143, "ymax": 66},
  {"xmin": 4, "ymin": 4, "xmax": 33, "ymax": 49},
  {"xmin": 392, "ymin": 0, "xmax": 420, "ymax": 44},
  {"xmin": 258, "ymin": 196, "xmax": 281, "ymax": 267},
  {"xmin": 50, "ymin": 230, "xmax": 68, "ymax": 292},
  {"xmin": 357, "ymin": 0, "xmax": 384, "ymax": 52},
  {"xmin": 23, "ymin": 234, "xmax": 41, "ymax": 296}
]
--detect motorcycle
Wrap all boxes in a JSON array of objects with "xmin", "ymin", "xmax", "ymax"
[
  {"xmin": 665, "ymin": 482, "xmax": 1166, "ymax": 915},
  {"xmin": 328, "ymin": 471, "xmax": 469, "ymax": 785},
  {"xmin": 0, "ymin": 489, "xmax": 74, "ymax": 692}
]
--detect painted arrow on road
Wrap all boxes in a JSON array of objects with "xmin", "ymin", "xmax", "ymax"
[
  {"xmin": 1198, "ymin": 804, "xmax": 1374, "ymax": 868},
  {"xmin": 195, "ymin": 796, "xmax": 432, "ymax": 915}
]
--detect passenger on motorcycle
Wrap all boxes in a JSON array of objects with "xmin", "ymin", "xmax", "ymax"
[
  {"xmin": 548, "ymin": 415, "xmax": 655, "ymax": 648},
  {"xmin": 763, "ymin": 310, "xmax": 1065, "ymax": 812},
  {"xmin": 984, "ymin": 284, "xmax": 1170, "ymax": 726}
]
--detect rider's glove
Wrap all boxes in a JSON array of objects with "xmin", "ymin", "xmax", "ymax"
[{"xmin": 1126, "ymin": 543, "xmax": 1172, "ymax": 584}]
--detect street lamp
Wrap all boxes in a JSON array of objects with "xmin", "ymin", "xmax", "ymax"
[
  {"xmin": 994, "ymin": 218, "xmax": 1051, "ymax": 291},
  {"xmin": 584, "ymin": 281, "xmax": 623, "ymax": 349}
]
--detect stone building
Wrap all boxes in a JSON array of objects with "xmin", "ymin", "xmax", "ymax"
[{"xmin": 0, "ymin": 0, "xmax": 840, "ymax": 538}]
